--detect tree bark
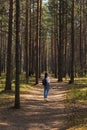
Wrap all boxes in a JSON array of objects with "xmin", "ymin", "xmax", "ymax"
[
  {"xmin": 35, "ymin": 0, "xmax": 40, "ymax": 84},
  {"xmin": 25, "ymin": 0, "xmax": 30, "ymax": 83},
  {"xmin": 58, "ymin": 0, "xmax": 63, "ymax": 82},
  {"xmin": 15, "ymin": 0, "xmax": 20, "ymax": 109},
  {"xmin": 69, "ymin": 0, "xmax": 74, "ymax": 84},
  {"xmin": 5, "ymin": 0, "xmax": 13, "ymax": 91}
]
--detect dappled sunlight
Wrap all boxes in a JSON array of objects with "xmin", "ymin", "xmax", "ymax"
[
  {"xmin": 65, "ymin": 78, "xmax": 87, "ymax": 129},
  {"xmin": 0, "ymin": 82, "xmax": 67, "ymax": 130},
  {"xmin": 1, "ymin": 78, "xmax": 87, "ymax": 129},
  {"xmin": 0, "ymin": 122, "xmax": 9, "ymax": 126}
]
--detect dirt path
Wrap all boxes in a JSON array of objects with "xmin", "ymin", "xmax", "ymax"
[{"xmin": 0, "ymin": 79, "xmax": 68, "ymax": 130}]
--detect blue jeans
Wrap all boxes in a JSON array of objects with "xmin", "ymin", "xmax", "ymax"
[{"xmin": 44, "ymin": 85, "xmax": 50, "ymax": 98}]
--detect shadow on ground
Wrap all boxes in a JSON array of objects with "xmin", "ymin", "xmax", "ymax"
[{"xmin": 0, "ymin": 82, "xmax": 70, "ymax": 130}]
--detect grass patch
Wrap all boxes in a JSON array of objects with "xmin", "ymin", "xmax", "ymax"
[
  {"xmin": 66, "ymin": 77, "xmax": 87, "ymax": 104},
  {"xmin": 66, "ymin": 77, "xmax": 87, "ymax": 129},
  {"xmin": 66, "ymin": 87, "xmax": 87, "ymax": 104},
  {"xmin": 0, "ymin": 74, "xmax": 35, "ymax": 106},
  {"xmin": 67, "ymin": 125, "xmax": 87, "ymax": 130}
]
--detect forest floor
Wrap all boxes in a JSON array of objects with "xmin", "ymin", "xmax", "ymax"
[{"xmin": 0, "ymin": 78, "xmax": 71, "ymax": 130}]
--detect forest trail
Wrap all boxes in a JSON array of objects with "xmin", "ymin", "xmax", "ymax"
[{"xmin": 0, "ymin": 78, "xmax": 68, "ymax": 130}]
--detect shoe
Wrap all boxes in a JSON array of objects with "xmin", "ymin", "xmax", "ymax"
[{"xmin": 44, "ymin": 98, "xmax": 48, "ymax": 102}]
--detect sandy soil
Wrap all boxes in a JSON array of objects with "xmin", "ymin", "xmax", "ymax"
[{"xmin": 0, "ymin": 78, "xmax": 68, "ymax": 130}]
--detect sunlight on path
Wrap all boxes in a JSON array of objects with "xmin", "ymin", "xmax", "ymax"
[{"xmin": 0, "ymin": 81, "xmax": 68, "ymax": 130}]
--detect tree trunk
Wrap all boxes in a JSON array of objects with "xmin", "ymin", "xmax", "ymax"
[
  {"xmin": 5, "ymin": 0, "xmax": 13, "ymax": 91},
  {"xmin": 35, "ymin": 0, "xmax": 40, "ymax": 84},
  {"xmin": 69, "ymin": 0, "xmax": 74, "ymax": 84},
  {"xmin": 58, "ymin": 0, "xmax": 63, "ymax": 82},
  {"xmin": 39, "ymin": 0, "xmax": 42, "ymax": 78},
  {"xmin": 15, "ymin": 0, "xmax": 20, "ymax": 109},
  {"xmin": 64, "ymin": 0, "xmax": 68, "ymax": 77},
  {"xmin": 0, "ymin": 22, "xmax": 3, "ymax": 76},
  {"xmin": 25, "ymin": 0, "xmax": 30, "ymax": 83},
  {"xmin": 29, "ymin": 0, "xmax": 32, "ymax": 77}
]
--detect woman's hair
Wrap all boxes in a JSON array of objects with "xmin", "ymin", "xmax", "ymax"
[{"xmin": 45, "ymin": 72, "xmax": 48, "ymax": 78}]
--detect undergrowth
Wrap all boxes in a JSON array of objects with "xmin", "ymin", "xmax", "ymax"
[
  {"xmin": 0, "ymin": 74, "xmax": 35, "ymax": 106},
  {"xmin": 66, "ymin": 77, "xmax": 87, "ymax": 130}
]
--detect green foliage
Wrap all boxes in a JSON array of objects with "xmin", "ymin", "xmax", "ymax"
[
  {"xmin": 42, "ymin": 3, "xmax": 53, "ymax": 39},
  {"xmin": 0, "ymin": 1, "xmax": 9, "ymax": 25},
  {"xmin": 66, "ymin": 88, "xmax": 87, "ymax": 104},
  {"xmin": 66, "ymin": 77, "xmax": 87, "ymax": 129},
  {"xmin": 0, "ymin": 74, "xmax": 35, "ymax": 106},
  {"xmin": 66, "ymin": 78, "xmax": 87, "ymax": 104},
  {"xmin": 75, "ymin": 66, "xmax": 87, "ymax": 77}
]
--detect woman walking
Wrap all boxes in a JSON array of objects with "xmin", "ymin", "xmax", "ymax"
[{"xmin": 42, "ymin": 72, "xmax": 50, "ymax": 101}]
